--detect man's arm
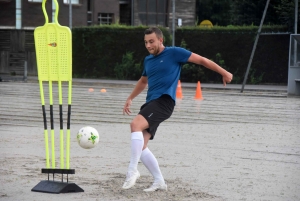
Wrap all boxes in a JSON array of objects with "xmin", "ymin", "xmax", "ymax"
[
  {"xmin": 123, "ymin": 76, "xmax": 148, "ymax": 115},
  {"xmin": 188, "ymin": 53, "xmax": 233, "ymax": 86}
]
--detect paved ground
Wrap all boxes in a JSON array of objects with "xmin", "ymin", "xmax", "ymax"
[{"xmin": 0, "ymin": 79, "xmax": 299, "ymax": 201}]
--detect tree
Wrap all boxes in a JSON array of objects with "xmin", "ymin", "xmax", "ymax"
[
  {"xmin": 274, "ymin": 0, "xmax": 299, "ymax": 32},
  {"xmin": 196, "ymin": 0, "xmax": 232, "ymax": 26},
  {"xmin": 196, "ymin": 0, "xmax": 288, "ymax": 26},
  {"xmin": 229, "ymin": 0, "xmax": 283, "ymax": 26}
]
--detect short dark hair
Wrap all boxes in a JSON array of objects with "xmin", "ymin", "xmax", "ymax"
[{"xmin": 144, "ymin": 27, "xmax": 163, "ymax": 39}]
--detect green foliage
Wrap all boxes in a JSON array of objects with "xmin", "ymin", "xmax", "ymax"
[
  {"xmin": 249, "ymin": 68, "xmax": 265, "ymax": 84},
  {"xmin": 229, "ymin": 0, "xmax": 298, "ymax": 30},
  {"xmin": 196, "ymin": 0, "xmax": 293, "ymax": 27},
  {"xmin": 114, "ymin": 52, "xmax": 143, "ymax": 80},
  {"xmin": 231, "ymin": 68, "xmax": 242, "ymax": 84},
  {"xmin": 196, "ymin": 0, "xmax": 232, "ymax": 26},
  {"xmin": 175, "ymin": 27, "xmax": 289, "ymax": 84},
  {"xmin": 72, "ymin": 26, "xmax": 171, "ymax": 79},
  {"xmin": 274, "ymin": 0, "xmax": 298, "ymax": 31},
  {"xmin": 207, "ymin": 53, "xmax": 228, "ymax": 83},
  {"xmin": 213, "ymin": 53, "xmax": 226, "ymax": 69},
  {"xmin": 181, "ymin": 63, "xmax": 205, "ymax": 83},
  {"xmin": 179, "ymin": 38, "xmax": 204, "ymax": 82},
  {"xmin": 180, "ymin": 39, "xmax": 188, "ymax": 49}
]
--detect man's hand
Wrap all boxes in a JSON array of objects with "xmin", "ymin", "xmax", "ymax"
[
  {"xmin": 222, "ymin": 72, "xmax": 233, "ymax": 86},
  {"xmin": 123, "ymin": 99, "xmax": 132, "ymax": 115}
]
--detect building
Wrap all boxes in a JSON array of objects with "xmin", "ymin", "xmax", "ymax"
[
  {"xmin": 0, "ymin": 0, "xmax": 196, "ymax": 76},
  {"xmin": 0, "ymin": 0, "xmax": 196, "ymax": 29}
]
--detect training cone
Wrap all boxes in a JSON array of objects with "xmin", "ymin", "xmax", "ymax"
[
  {"xmin": 194, "ymin": 81, "xmax": 203, "ymax": 100},
  {"xmin": 176, "ymin": 80, "xmax": 183, "ymax": 99}
]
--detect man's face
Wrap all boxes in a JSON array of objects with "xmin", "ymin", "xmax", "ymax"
[{"xmin": 144, "ymin": 33, "xmax": 163, "ymax": 56}]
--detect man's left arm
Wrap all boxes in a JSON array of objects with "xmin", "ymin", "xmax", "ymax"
[{"xmin": 188, "ymin": 53, "xmax": 233, "ymax": 86}]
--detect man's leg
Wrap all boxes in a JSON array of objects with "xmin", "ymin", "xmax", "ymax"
[
  {"xmin": 141, "ymin": 131, "xmax": 167, "ymax": 192},
  {"xmin": 122, "ymin": 114, "xmax": 148, "ymax": 189}
]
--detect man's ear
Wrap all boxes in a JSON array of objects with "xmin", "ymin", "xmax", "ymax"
[{"xmin": 159, "ymin": 37, "xmax": 163, "ymax": 44}]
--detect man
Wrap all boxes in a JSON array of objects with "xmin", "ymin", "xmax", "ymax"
[{"xmin": 122, "ymin": 27, "xmax": 233, "ymax": 192}]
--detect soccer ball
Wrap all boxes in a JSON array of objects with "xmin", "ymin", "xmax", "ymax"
[{"xmin": 76, "ymin": 126, "xmax": 99, "ymax": 149}]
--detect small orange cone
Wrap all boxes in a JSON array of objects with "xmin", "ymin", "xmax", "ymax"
[
  {"xmin": 194, "ymin": 81, "xmax": 203, "ymax": 100},
  {"xmin": 176, "ymin": 80, "xmax": 183, "ymax": 99}
]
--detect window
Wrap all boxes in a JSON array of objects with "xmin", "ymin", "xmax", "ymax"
[
  {"xmin": 63, "ymin": 0, "xmax": 79, "ymax": 4},
  {"xmin": 98, "ymin": 13, "xmax": 114, "ymax": 25},
  {"xmin": 137, "ymin": 0, "xmax": 169, "ymax": 26},
  {"xmin": 28, "ymin": 0, "xmax": 80, "ymax": 3}
]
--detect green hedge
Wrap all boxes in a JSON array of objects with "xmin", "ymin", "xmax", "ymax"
[
  {"xmin": 72, "ymin": 25, "xmax": 171, "ymax": 79},
  {"xmin": 72, "ymin": 25, "xmax": 289, "ymax": 84},
  {"xmin": 176, "ymin": 26, "xmax": 290, "ymax": 84}
]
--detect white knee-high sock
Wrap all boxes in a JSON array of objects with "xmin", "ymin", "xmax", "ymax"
[
  {"xmin": 128, "ymin": 131, "xmax": 144, "ymax": 172},
  {"xmin": 140, "ymin": 147, "xmax": 164, "ymax": 183}
]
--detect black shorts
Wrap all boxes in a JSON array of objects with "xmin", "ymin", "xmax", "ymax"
[{"xmin": 138, "ymin": 94, "xmax": 175, "ymax": 140}]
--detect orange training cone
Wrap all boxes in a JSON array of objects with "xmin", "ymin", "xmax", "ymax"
[
  {"xmin": 176, "ymin": 80, "xmax": 183, "ymax": 99},
  {"xmin": 194, "ymin": 81, "xmax": 203, "ymax": 100}
]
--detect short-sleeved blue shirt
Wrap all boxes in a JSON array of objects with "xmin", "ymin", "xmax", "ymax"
[{"xmin": 142, "ymin": 46, "xmax": 192, "ymax": 103}]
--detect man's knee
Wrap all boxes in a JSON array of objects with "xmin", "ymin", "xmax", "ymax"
[
  {"xmin": 130, "ymin": 120, "xmax": 139, "ymax": 131},
  {"xmin": 130, "ymin": 115, "xmax": 148, "ymax": 132}
]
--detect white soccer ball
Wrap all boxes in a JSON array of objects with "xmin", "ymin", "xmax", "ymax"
[{"xmin": 76, "ymin": 126, "xmax": 99, "ymax": 149}]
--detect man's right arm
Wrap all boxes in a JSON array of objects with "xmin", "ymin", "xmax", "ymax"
[
  {"xmin": 123, "ymin": 76, "xmax": 148, "ymax": 115},
  {"xmin": 127, "ymin": 76, "xmax": 148, "ymax": 100}
]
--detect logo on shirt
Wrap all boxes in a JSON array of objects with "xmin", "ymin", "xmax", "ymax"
[
  {"xmin": 148, "ymin": 113, "xmax": 153, "ymax": 118},
  {"xmin": 160, "ymin": 60, "xmax": 163, "ymax": 63}
]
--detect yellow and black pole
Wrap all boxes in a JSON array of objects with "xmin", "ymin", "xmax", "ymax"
[
  {"xmin": 49, "ymin": 81, "xmax": 56, "ymax": 169},
  {"xmin": 39, "ymin": 80, "xmax": 50, "ymax": 169},
  {"xmin": 66, "ymin": 80, "xmax": 72, "ymax": 169},
  {"xmin": 58, "ymin": 80, "xmax": 64, "ymax": 169}
]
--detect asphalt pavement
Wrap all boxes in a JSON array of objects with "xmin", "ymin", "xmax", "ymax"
[{"xmin": 0, "ymin": 75, "xmax": 299, "ymax": 201}]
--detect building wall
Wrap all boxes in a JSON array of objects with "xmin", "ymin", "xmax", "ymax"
[
  {"xmin": 0, "ymin": 0, "xmax": 195, "ymax": 28},
  {"xmin": 56, "ymin": 0, "xmax": 88, "ymax": 27},
  {"xmin": 169, "ymin": 0, "xmax": 196, "ymax": 27},
  {"xmin": 133, "ymin": 0, "xmax": 195, "ymax": 28},
  {"xmin": 22, "ymin": 1, "xmax": 53, "ymax": 28},
  {"xmin": 132, "ymin": 0, "xmax": 139, "ymax": 26},
  {"xmin": 0, "ymin": 1, "xmax": 17, "ymax": 27},
  {"xmin": 120, "ymin": 3, "xmax": 132, "ymax": 25},
  {"xmin": 0, "ymin": 0, "xmax": 88, "ymax": 29},
  {"xmin": 92, "ymin": 0, "xmax": 119, "ymax": 25}
]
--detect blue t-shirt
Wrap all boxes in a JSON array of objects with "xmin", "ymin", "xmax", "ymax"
[{"xmin": 142, "ymin": 46, "xmax": 192, "ymax": 103}]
